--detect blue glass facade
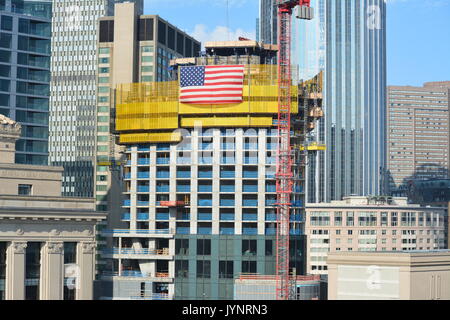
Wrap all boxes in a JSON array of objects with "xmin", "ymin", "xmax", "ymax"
[
  {"xmin": 294, "ymin": 0, "xmax": 387, "ymax": 202},
  {"xmin": 0, "ymin": 0, "xmax": 51, "ymax": 165}
]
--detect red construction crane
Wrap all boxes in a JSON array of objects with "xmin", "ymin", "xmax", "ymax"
[{"xmin": 275, "ymin": 0, "xmax": 313, "ymax": 300}]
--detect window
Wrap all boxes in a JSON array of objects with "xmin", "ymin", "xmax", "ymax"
[
  {"xmin": 219, "ymin": 261, "xmax": 234, "ymax": 279},
  {"xmin": 25, "ymin": 242, "xmax": 41, "ymax": 300},
  {"xmin": 1, "ymin": 16, "xmax": 12, "ymax": 31},
  {"xmin": 196, "ymin": 260, "xmax": 210, "ymax": 278},
  {"xmin": 346, "ymin": 212, "xmax": 354, "ymax": 226},
  {"xmin": 18, "ymin": 184, "xmax": 32, "ymax": 195},
  {"xmin": 265, "ymin": 240, "xmax": 273, "ymax": 256},
  {"xmin": 64, "ymin": 243, "xmax": 77, "ymax": 300},
  {"xmin": 197, "ymin": 239, "xmax": 211, "ymax": 255},
  {"xmin": 242, "ymin": 240, "xmax": 257, "ymax": 255},
  {"xmin": 175, "ymin": 260, "xmax": 189, "ymax": 278},
  {"xmin": 334, "ymin": 212, "xmax": 342, "ymax": 226},
  {"xmin": 391, "ymin": 212, "xmax": 398, "ymax": 226},
  {"xmin": 175, "ymin": 239, "xmax": 189, "ymax": 255},
  {"xmin": 242, "ymin": 261, "xmax": 257, "ymax": 274},
  {"xmin": 0, "ymin": 32, "xmax": 11, "ymax": 48}
]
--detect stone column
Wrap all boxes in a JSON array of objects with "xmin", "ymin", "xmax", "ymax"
[
  {"xmin": 77, "ymin": 242, "xmax": 95, "ymax": 300},
  {"xmin": 5, "ymin": 241, "xmax": 27, "ymax": 300},
  {"xmin": 40, "ymin": 242, "xmax": 64, "ymax": 300}
]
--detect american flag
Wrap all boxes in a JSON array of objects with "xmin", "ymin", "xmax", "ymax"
[{"xmin": 179, "ymin": 65, "xmax": 245, "ymax": 104}]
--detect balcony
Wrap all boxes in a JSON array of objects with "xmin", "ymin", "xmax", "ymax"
[
  {"xmin": 123, "ymin": 200, "xmax": 131, "ymax": 207},
  {"xmin": 199, "ymin": 157, "xmax": 213, "ymax": 164},
  {"xmin": 242, "ymin": 228, "xmax": 257, "ymax": 235},
  {"xmin": 265, "ymin": 228, "xmax": 276, "ymax": 235},
  {"xmin": 220, "ymin": 199, "xmax": 235, "ymax": 207},
  {"xmin": 242, "ymin": 199, "xmax": 258, "ymax": 207},
  {"xmin": 177, "ymin": 157, "xmax": 191, "ymax": 165},
  {"xmin": 176, "ymin": 185, "xmax": 191, "ymax": 193},
  {"xmin": 198, "ymin": 227, "xmax": 212, "ymax": 235},
  {"xmin": 198, "ymin": 185, "xmax": 212, "ymax": 193},
  {"xmin": 156, "ymin": 144, "xmax": 170, "ymax": 151},
  {"xmin": 243, "ymin": 185, "xmax": 258, "ymax": 193},
  {"xmin": 137, "ymin": 185, "xmax": 150, "ymax": 193},
  {"xmin": 156, "ymin": 171, "xmax": 170, "ymax": 179},
  {"xmin": 176, "ymin": 227, "xmax": 190, "ymax": 234},
  {"xmin": 177, "ymin": 171, "xmax": 191, "ymax": 178},
  {"xmin": 265, "ymin": 185, "xmax": 276, "ymax": 193},
  {"xmin": 156, "ymin": 158, "xmax": 170, "ymax": 165},
  {"xmin": 221, "ymin": 143, "xmax": 235, "ymax": 150},
  {"xmin": 137, "ymin": 158, "xmax": 150, "ymax": 165},
  {"xmin": 265, "ymin": 213, "xmax": 277, "ymax": 221},
  {"xmin": 121, "ymin": 213, "xmax": 131, "ymax": 220},
  {"xmin": 220, "ymin": 185, "xmax": 235, "ymax": 193},
  {"xmin": 137, "ymin": 172, "xmax": 150, "ymax": 179},
  {"xmin": 198, "ymin": 212, "xmax": 212, "ymax": 221},
  {"xmin": 137, "ymin": 213, "xmax": 149, "ymax": 220},
  {"xmin": 243, "ymin": 170, "xmax": 258, "ymax": 178},
  {"xmin": 198, "ymin": 199, "xmax": 212, "ymax": 207},
  {"xmin": 198, "ymin": 170, "xmax": 212, "ymax": 179},
  {"xmin": 103, "ymin": 248, "xmax": 170, "ymax": 256},
  {"xmin": 242, "ymin": 213, "xmax": 258, "ymax": 221},
  {"xmin": 156, "ymin": 185, "xmax": 170, "ymax": 193},
  {"xmin": 265, "ymin": 199, "xmax": 277, "ymax": 206},
  {"xmin": 221, "ymin": 157, "xmax": 235, "ymax": 164},
  {"xmin": 244, "ymin": 143, "xmax": 258, "ymax": 150},
  {"xmin": 137, "ymin": 201, "xmax": 150, "ymax": 206},
  {"xmin": 137, "ymin": 146, "xmax": 150, "ymax": 152},
  {"xmin": 220, "ymin": 170, "xmax": 235, "ymax": 178},
  {"xmin": 124, "ymin": 173, "xmax": 131, "ymax": 179},
  {"xmin": 101, "ymin": 229, "xmax": 174, "ymax": 237},
  {"xmin": 156, "ymin": 212, "xmax": 169, "ymax": 220},
  {"xmin": 220, "ymin": 213, "xmax": 234, "ymax": 221},
  {"xmin": 220, "ymin": 227, "xmax": 234, "ymax": 235},
  {"xmin": 244, "ymin": 157, "xmax": 258, "ymax": 165}
]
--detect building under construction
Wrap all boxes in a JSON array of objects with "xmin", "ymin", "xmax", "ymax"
[{"xmin": 97, "ymin": 37, "xmax": 323, "ymax": 299}]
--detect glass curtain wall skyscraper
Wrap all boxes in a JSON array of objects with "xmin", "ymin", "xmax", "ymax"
[
  {"xmin": 260, "ymin": 0, "xmax": 387, "ymax": 202},
  {"xmin": 49, "ymin": 0, "xmax": 139, "ymax": 197},
  {"xmin": 0, "ymin": 0, "xmax": 52, "ymax": 165}
]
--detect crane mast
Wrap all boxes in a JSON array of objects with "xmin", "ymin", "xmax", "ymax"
[{"xmin": 275, "ymin": 0, "xmax": 313, "ymax": 300}]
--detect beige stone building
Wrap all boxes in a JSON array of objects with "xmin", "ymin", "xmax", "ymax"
[
  {"xmin": 327, "ymin": 251, "xmax": 450, "ymax": 300},
  {"xmin": 0, "ymin": 114, "xmax": 106, "ymax": 300},
  {"xmin": 305, "ymin": 196, "xmax": 447, "ymax": 275},
  {"xmin": 387, "ymin": 82, "xmax": 450, "ymax": 196}
]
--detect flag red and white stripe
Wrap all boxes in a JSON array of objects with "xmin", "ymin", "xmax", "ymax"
[{"xmin": 179, "ymin": 65, "xmax": 245, "ymax": 104}]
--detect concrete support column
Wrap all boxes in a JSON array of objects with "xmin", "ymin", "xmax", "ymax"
[
  {"xmin": 41, "ymin": 242, "xmax": 64, "ymax": 300},
  {"xmin": 77, "ymin": 242, "xmax": 96, "ymax": 300},
  {"xmin": 5, "ymin": 241, "xmax": 27, "ymax": 300}
]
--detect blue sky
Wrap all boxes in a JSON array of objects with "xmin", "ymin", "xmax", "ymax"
[{"xmin": 144, "ymin": 0, "xmax": 450, "ymax": 87}]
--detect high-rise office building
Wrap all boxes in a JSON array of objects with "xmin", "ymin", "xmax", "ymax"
[
  {"xmin": 387, "ymin": 82, "xmax": 450, "ymax": 196},
  {"xmin": 259, "ymin": 0, "xmax": 277, "ymax": 45},
  {"xmin": 261, "ymin": 0, "xmax": 387, "ymax": 202},
  {"xmin": 49, "ymin": 0, "xmax": 144, "ymax": 197},
  {"xmin": 0, "ymin": 0, "xmax": 52, "ymax": 165}
]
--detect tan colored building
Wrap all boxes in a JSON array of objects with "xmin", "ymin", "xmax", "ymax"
[
  {"xmin": 387, "ymin": 82, "xmax": 450, "ymax": 196},
  {"xmin": 327, "ymin": 251, "xmax": 450, "ymax": 300},
  {"xmin": 0, "ymin": 114, "xmax": 106, "ymax": 300},
  {"xmin": 305, "ymin": 196, "xmax": 447, "ymax": 275}
]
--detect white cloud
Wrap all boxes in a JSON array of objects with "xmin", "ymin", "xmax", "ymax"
[{"xmin": 190, "ymin": 24, "xmax": 256, "ymax": 47}]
